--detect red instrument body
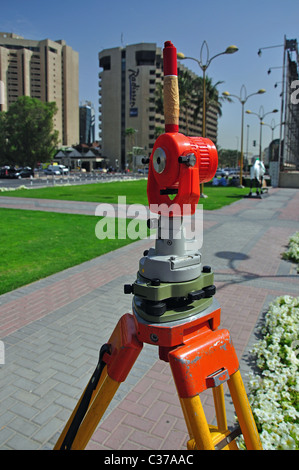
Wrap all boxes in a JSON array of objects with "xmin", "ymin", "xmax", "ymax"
[{"xmin": 147, "ymin": 41, "xmax": 218, "ymax": 217}]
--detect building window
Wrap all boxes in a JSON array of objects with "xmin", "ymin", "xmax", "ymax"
[
  {"xmin": 135, "ymin": 50, "xmax": 155, "ymax": 66},
  {"xmin": 99, "ymin": 56, "xmax": 111, "ymax": 71}
]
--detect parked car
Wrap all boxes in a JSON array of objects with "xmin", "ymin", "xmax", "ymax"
[
  {"xmin": 137, "ymin": 168, "xmax": 149, "ymax": 174},
  {"xmin": 57, "ymin": 165, "xmax": 69, "ymax": 175},
  {"xmin": 44, "ymin": 166, "xmax": 61, "ymax": 175},
  {"xmin": 0, "ymin": 166, "xmax": 34, "ymax": 178},
  {"xmin": 0, "ymin": 166, "xmax": 10, "ymax": 178},
  {"xmin": 11, "ymin": 167, "xmax": 34, "ymax": 178},
  {"xmin": 44, "ymin": 165, "xmax": 69, "ymax": 175},
  {"xmin": 222, "ymin": 168, "xmax": 231, "ymax": 177},
  {"xmin": 228, "ymin": 168, "xmax": 239, "ymax": 177}
]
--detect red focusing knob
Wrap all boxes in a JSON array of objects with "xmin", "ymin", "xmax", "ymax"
[{"xmin": 147, "ymin": 132, "xmax": 218, "ymax": 216}]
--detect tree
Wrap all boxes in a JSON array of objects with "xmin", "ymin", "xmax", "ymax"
[
  {"xmin": 154, "ymin": 71, "xmax": 230, "ymax": 137},
  {"xmin": 218, "ymin": 148, "xmax": 241, "ymax": 168},
  {"xmin": 192, "ymin": 76, "xmax": 232, "ymax": 132},
  {"xmin": 0, "ymin": 111, "xmax": 8, "ymax": 165},
  {"xmin": 4, "ymin": 96, "xmax": 59, "ymax": 168},
  {"xmin": 178, "ymin": 70, "xmax": 195, "ymax": 135},
  {"xmin": 154, "ymin": 82, "xmax": 164, "ymax": 115}
]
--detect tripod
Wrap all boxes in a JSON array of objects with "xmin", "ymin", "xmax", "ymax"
[
  {"xmin": 54, "ymin": 40, "xmax": 262, "ymax": 451},
  {"xmin": 54, "ymin": 217, "xmax": 262, "ymax": 451}
]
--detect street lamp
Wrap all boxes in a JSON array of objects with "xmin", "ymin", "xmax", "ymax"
[
  {"xmin": 177, "ymin": 41, "xmax": 238, "ymax": 197},
  {"xmin": 267, "ymin": 66, "xmax": 286, "ymax": 75},
  {"xmin": 246, "ymin": 106, "xmax": 278, "ymax": 161},
  {"xmin": 222, "ymin": 86, "xmax": 265, "ymax": 186},
  {"xmin": 261, "ymin": 119, "xmax": 280, "ymax": 142},
  {"xmin": 257, "ymin": 44, "xmax": 284, "ymax": 57},
  {"xmin": 177, "ymin": 42, "xmax": 238, "ymax": 138}
]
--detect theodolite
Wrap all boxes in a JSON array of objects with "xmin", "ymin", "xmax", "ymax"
[
  {"xmin": 54, "ymin": 41, "xmax": 262, "ymax": 451},
  {"xmin": 124, "ymin": 41, "xmax": 218, "ymax": 324}
]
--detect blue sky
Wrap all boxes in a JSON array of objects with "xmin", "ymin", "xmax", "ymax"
[{"xmin": 0, "ymin": 0, "xmax": 298, "ymax": 155}]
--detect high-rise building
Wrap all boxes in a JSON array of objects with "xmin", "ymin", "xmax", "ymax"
[
  {"xmin": 98, "ymin": 42, "xmax": 218, "ymax": 169},
  {"xmin": 0, "ymin": 32, "xmax": 79, "ymax": 146},
  {"xmin": 79, "ymin": 101, "xmax": 95, "ymax": 144}
]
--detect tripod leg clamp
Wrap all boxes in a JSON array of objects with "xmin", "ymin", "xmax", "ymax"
[{"xmin": 169, "ymin": 327, "xmax": 239, "ymax": 397}]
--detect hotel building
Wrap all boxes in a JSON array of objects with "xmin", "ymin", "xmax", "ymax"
[{"xmin": 98, "ymin": 42, "xmax": 218, "ymax": 169}]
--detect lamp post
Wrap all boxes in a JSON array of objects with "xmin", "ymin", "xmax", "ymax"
[
  {"xmin": 262, "ymin": 119, "xmax": 280, "ymax": 142},
  {"xmin": 177, "ymin": 41, "xmax": 238, "ymax": 197},
  {"xmin": 246, "ymin": 106, "xmax": 278, "ymax": 161},
  {"xmin": 222, "ymin": 86, "xmax": 265, "ymax": 187}
]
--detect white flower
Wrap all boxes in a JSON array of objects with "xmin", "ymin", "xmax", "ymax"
[{"xmin": 242, "ymin": 295, "xmax": 299, "ymax": 450}]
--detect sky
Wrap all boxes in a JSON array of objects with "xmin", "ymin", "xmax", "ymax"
[{"xmin": 0, "ymin": 0, "xmax": 298, "ymax": 157}]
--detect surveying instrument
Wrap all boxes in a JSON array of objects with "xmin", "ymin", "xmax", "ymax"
[{"xmin": 55, "ymin": 41, "xmax": 262, "ymax": 451}]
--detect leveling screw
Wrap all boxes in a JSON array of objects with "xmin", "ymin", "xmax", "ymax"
[{"xmin": 150, "ymin": 333, "xmax": 159, "ymax": 343}]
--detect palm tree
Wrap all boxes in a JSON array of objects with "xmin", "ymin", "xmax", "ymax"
[
  {"xmin": 192, "ymin": 76, "xmax": 232, "ymax": 135},
  {"xmin": 154, "ymin": 82, "xmax": 165, "ymax": 138},
  {"xmin": 154, "ymin": 70, "xmax": 231, "ymax": 137},
  {"xmin": 154, "ymin": 82, "xmax": 164, "ymax": 115},
  {"xmin": 124, "ymin": 127, "xmax": 136, "ymax": 169},
  {"xmin": 178, "ymin": 70, "xmax": 195, "ymax": 135}
]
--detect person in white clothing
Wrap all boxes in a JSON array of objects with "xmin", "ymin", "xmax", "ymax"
[{"xmin": 249, "ymin": 157, "xmax": 265, "ymax": 197}]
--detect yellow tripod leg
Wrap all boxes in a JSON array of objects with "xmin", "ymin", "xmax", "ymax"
[
  {"xmin": 70, "ymin": 372, "xmax": 119, "ymax": 449},
  {"xmin": 54, "ymin": 366, "xmax": 119, "ymax": 450},
  {"xmin": 228, "ymin": 370, "xmax": 263, "ymax": 450},
  {"xmin": 180, "ymin": 395, "xmax": 215, "ymax": 450},
  {"xmin": 54, "ymin": 365, "xmax": 108, "ymax": 450},
  {"xmin": 212, "ymin": 384, "xmax": 227, "ymax": 433},
  {"xmin": 55, "ymin": 313, "xmax": 143, "ymax": 450}
]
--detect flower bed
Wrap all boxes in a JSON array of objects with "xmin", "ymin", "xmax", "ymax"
[
  {"xmin": 243, "ymin": 296, "xmax": 299, "ymax": 449},
  {"xmin": 283, "ymin": 232, "xmax": 299, "ymax": 272}
]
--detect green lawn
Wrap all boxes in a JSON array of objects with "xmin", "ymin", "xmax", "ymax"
[
  {"xmin": 0, "ymin": 181, "xmax": 249, "ymax": 294},
  {"xmin": 0, "ymin": 208, "xmax": 139, "ymax": 295},
  {"xmin": 0, "ymin": 179, "xmax": 249, "ymax": 210}
]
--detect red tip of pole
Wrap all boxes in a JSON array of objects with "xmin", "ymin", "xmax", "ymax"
[{"xmin": 163, "ymin": 41, "xmax": 177, "ymax": 76}]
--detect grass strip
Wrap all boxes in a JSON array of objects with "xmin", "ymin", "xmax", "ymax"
[
  {"xmin": 0, "ymin": 180, "xmax": 249, "ymax": 210},
  {"xmin": 0, "ymin": 208, "xmax": 138, "ymax": 295}
]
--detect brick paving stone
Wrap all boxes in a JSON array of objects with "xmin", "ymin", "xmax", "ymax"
[{"xmin": 0, "ymin": 187, "xmax": 298, "ymax": 450}]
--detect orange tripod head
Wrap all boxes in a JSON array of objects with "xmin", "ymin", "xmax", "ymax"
[{"xmin": 147, "ymin": 41, "xmax": 218, "ymax": 216}]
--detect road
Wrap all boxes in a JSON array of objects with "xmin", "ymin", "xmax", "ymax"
[{"xmin": 0, "ymin": 172, "xmax": 146, "ymax": 189}]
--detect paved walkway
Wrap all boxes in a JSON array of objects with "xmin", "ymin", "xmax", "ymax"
[{"xmin": 0, "ymin": 188, "xmax": 298, "ymax": 450}]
